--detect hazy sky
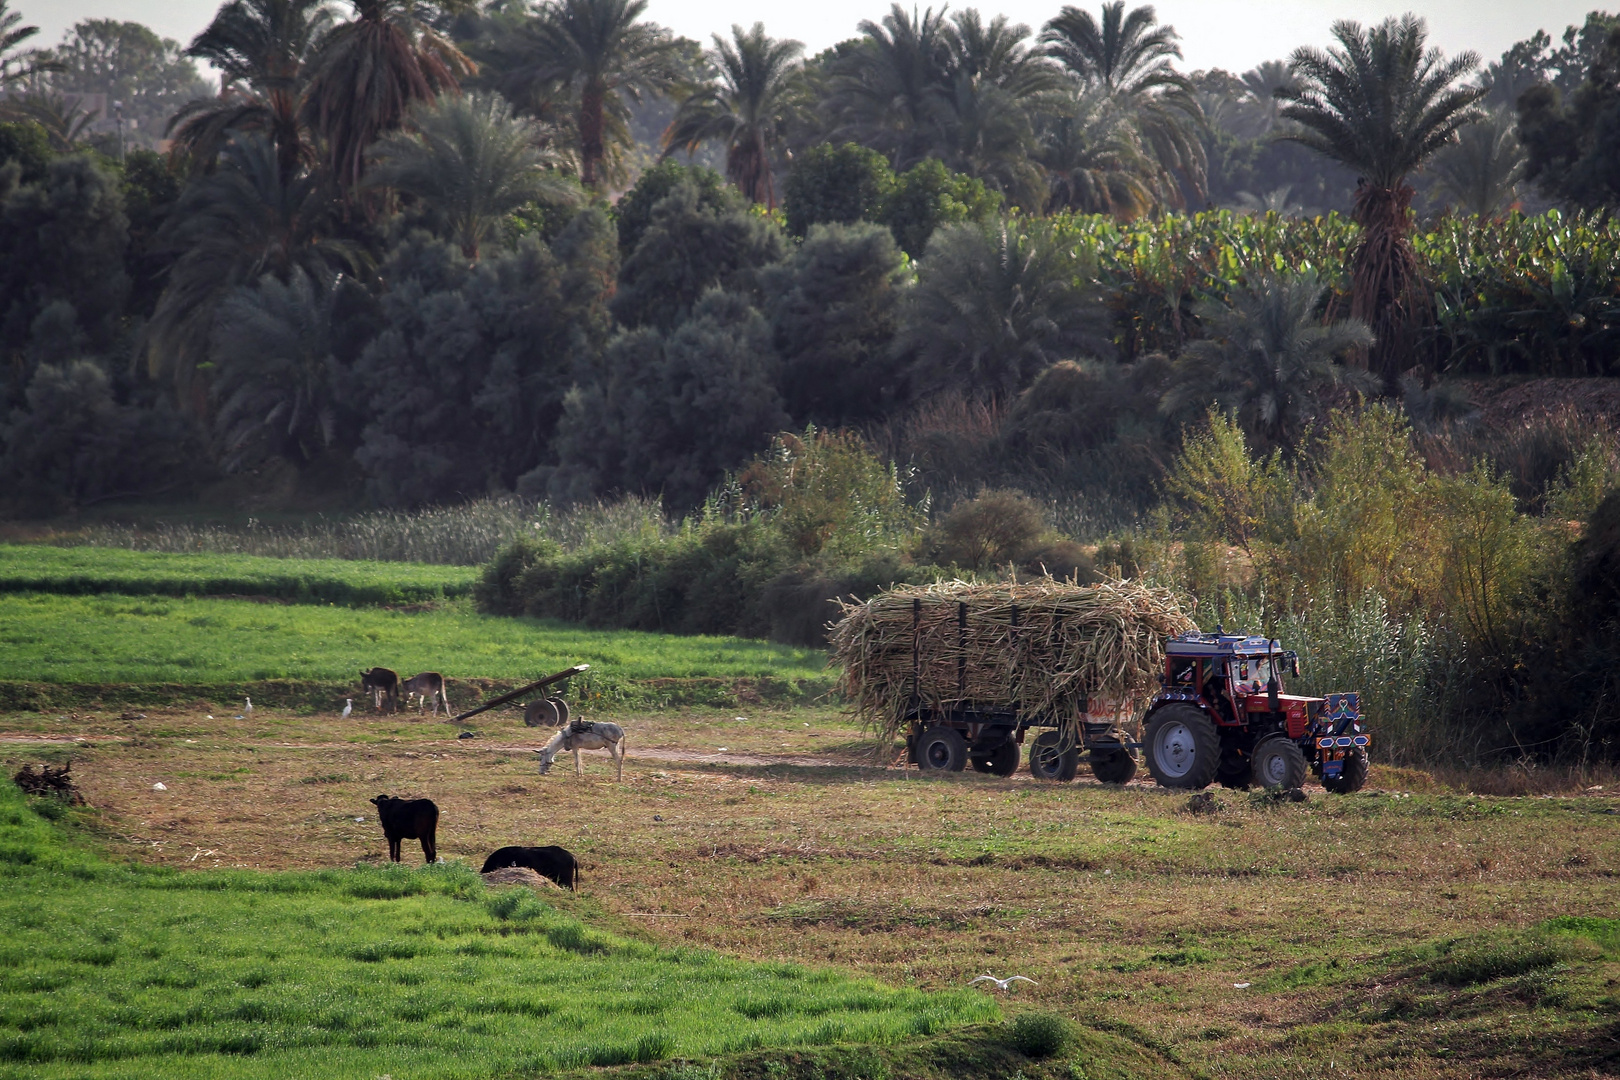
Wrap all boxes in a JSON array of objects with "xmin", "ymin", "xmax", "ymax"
[{"xmin": 20, "ymin": 0, "xmax": 1604, "ymax": 78}]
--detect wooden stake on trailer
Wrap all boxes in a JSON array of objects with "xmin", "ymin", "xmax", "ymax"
[{"xmin": 450, "ymin": 664, "xmax": 590, "ymax": 724}]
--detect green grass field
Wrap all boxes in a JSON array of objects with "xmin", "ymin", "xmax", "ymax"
[
  {"xmin": 0, "ymin": 592, "xmax": 829, "ymax": 696},
  {"xmin": 0, "ymin": 783, "xmax": 999, "ymax": 1079},
  {"xmin": 0, "ymin": 545, "xmax": 480, "ymax": 606}
]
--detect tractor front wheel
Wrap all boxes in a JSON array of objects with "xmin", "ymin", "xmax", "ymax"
[
  {"xmin": 1143, "ymin": 705, "xmax": 1220, "ymax": 789},
  {"xmin": 1322, "ymin": 749, "xmax": 1369, "ymax": 793},
  {"xmin": 1028, "ymin": 731, "xmax": 1080, "ymax": 782},
  {"xmin": 1251, "ymin": 736, "xmax": 1308, "ymax": 790},
  {"xmin": 971, "ymin": 741, "xmax": 1020, "ymax": 777},
  {"xmin": 916, "ymin": 726, "xmax": 967, "ymax": 772}
]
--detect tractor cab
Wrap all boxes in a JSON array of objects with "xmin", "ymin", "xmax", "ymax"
[{"xmin": 1147, "ymin": 628, "xmax": 1370, "ymax": 792}]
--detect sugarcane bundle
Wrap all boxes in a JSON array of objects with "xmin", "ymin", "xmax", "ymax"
[{"xmin": 830, "ymin": 578, "xmax": 1196, "ymax": 741}]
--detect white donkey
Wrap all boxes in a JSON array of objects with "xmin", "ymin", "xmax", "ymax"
[{"xmin": 536, "ymin": 720, "xmax": 626, "ymax": 780}]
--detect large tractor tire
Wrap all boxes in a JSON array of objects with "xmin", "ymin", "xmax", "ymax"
[
  {"xmin": 971, "ymin": 741, "xmax": 1020, "ymax": 777},
  {"xmin": 1251, "ymin": 736, "xmax": 1308, "ymax": 790},
  {"xmin": 1321, "ymin": 749, "xmax": 1369, "ymax": 794},
  {"xmin": 916, "ymin": 725, "xmax": 968, "ymax": 772},
  {"xmin": 1143, "ymin": 705, "xmax": 1221, "ymax": 789},
  {"xmin": 1090, "ymin": 748, "xmax": 1138, "ymax": 785},
  {"xmin": 1028, "ymin": 731, "xmax": 1080, "ymax": 782}
]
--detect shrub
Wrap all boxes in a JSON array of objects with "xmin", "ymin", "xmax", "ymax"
[
  {"xmin": 761, "ymin": 221, "xmax": 911, "ymax": 428},
  {"xmin": 553, "ymin": 291, "xmax": 790, "ymax": 513},
  {"xmin": 1007, "ymin": 1012, "xmax": 1074, "ymax": 1058},
  {"xmin": 1, "ymin": 360, "xmax": 206, "ymax": 513},
  {"xmin": 782, "ymin": 142, "xmax": 891, "ymax": 238},
  {"xmin": 612, "ymin": 180, "xmax": 786, "ymax": 332}
]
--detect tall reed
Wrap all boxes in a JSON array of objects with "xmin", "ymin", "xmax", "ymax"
[{"xmin": 66, "ymin": 496, "xmax": 673, "ymax": 566}]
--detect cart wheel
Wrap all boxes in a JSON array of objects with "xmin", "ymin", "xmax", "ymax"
[
  {"xmin": 971, "ymin": 741, "xmax": 1020, "ymax": 777},
  {"xmin": 1321, "ymin": 749, "xmax": 1369, "ymax": 793},
  {"xmin": 916, "ymin": 726, "xmax": 967, "ymax": 772},
  {"xmin": 548, "ymin": 696, "xmax": 570, "ymax": 726},
  {"xmin": 1089, "ymin": 748, "xmax": 1137, "ymax": 785},
  {"xmin": 1027, "ymin": 731, "xmax": 1079, "ymax": 782},
  {"xmin": 523, "ymin": 698, "xmax": 560, "ymax": 728},
  {"xmin": 1251, "ymin": 735, "xmax": 1308, "ymax": 790}
]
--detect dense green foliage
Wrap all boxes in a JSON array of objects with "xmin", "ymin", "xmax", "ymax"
[
  {"xmin": 782, "ymin": 143, "xmax": 1002, "ymax": 256},
  {"xmin": 0, "ymin": 781, "xmax": 994, "ymax": 1075},
  {"xmin": 0, "ymin": 544, "xmax": 478, "ymax": 605}
]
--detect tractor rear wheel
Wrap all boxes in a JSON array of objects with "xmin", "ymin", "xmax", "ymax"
[
  {"xmin": 1143, "ymin": 705, "xmax": 1220, "ymax": 789},
  {"xmin": 1322, "ymin": 749, "xmax": 1369, "ymax": 793},
  {"xmin": 971, "ymin": 740, "xmax": 1020, "ymax": 777},
  {"xmin": 1028, "ymin": 731, "xmax": 1079, "ymax": 782},
  {"xmin": 1090, "ymin": 749, "xmax": 1138, "ymax": 785},
  {"xmin": 916, "ymin": 726, "xmax": 967, "ymax": 772},
  {"xmin": 1251, "ymin": 736, "xmax": 1308, "ymax": 790}
]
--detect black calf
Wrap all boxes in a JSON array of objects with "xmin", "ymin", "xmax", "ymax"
[
  {"xmin": 370, "ymin": 795, "xmax": 438, "ymax": 864},
  {"xmin": 480, "ymin": 845, "xmax": 579, "ymax": 890}
]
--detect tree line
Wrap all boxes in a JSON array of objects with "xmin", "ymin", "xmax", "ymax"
[{"xmin": 0, "ymin": 0, "xmax": 1615, "ymax": 518}]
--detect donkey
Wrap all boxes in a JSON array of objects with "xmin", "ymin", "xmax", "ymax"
[
  {"xmin": 401, "ymin": 672, "xmax": 450, "ymax": 716},
  {"xmin": 536, "ymin": 720, "xmax": 625, "ymax": 781},
  {"xmin": 360, "ymin": 667, "xmax": 399, "ymax": 712}
]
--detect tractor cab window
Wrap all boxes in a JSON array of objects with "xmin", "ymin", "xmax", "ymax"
[
  {"xmin": 1231, "ymin": 657, "xmax": 1274, "ymax": 695},
  {"xmin": 1169, "ymin": 656, "xmax": 1200, "ymax": 686}
]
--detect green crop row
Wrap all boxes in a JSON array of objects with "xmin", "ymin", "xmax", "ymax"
[
  {"xmin": 0, "ymin": 545, "xmax": 480, "ymax": 606},
  {"xmin": 1047, "ymin": 208, "xmax": 1620, "ymax": 375},
  {"xmin": 0, "ymin": 782, "xmax": 995, "ymax": 1077},
  {"xmin": 0, "ymin": 592, "xmax": 830, "ymax": 701}
]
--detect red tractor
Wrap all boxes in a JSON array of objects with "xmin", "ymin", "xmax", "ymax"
[{"xmin": 1143, "ymin": 628, "xmax": 1369, "ymax": 792}]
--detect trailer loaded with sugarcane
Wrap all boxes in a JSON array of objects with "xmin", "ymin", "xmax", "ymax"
[{"xmin": 830, "ymin": 581, "xmax": 1370, "ymax": 792}]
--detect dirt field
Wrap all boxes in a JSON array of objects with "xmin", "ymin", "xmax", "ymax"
[{"xmin": 6, "ymin": 703, "xmax": 1619, "ymax": 1079}]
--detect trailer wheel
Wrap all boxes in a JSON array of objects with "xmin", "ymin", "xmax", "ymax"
[
  {"xmin": 1143, "ymin": 705, "xmax": 1220, "ymax": 789},
  {"xmin": 1090, "ymin": 749, "xmax": 1137, "ymax": 785},
  {"xmin": 1321, "ymin": 749, "xmax": 1369, "ymax": 794},
  {"xmin": 971, "ymin": 741, "xmax": 1020, "ymax": 777},
  {"xmin": 1251, "ymin": 736, "xmax": 1307, "ymax": 790},
  {"xmin": 1216, "ymin": 747, "xmax": 1251, "ymax": 790},
  {"xmin": 1028, "ymin": 731, "xmax": 1079, "ymax": 782},
  {"xmin": 916, "ymin": 726, "xmax": 967, "ymax": 772}
]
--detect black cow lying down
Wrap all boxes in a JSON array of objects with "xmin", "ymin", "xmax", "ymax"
[
  {"xmin": 481, "ymin": 845, "xmax": 579, "ymax": 890},
  {"xmin": 370, "ymin": 795, "xmax": 438, "ymax": 864}
]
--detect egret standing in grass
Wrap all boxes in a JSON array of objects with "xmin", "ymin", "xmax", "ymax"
[
  {"xmin": 244, "ymin": 697, "xmax": 253, "ymax": 720},
  {"xmin": 341, "ymin": 699, "xmax": 352, "ymax": 719}
]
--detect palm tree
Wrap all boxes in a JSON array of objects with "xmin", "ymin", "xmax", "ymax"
[
  {"xmin": 210, "ymin": 267, "xmax": 344, "ymax": 470},
  {"xmin": 1429, "ymin": 106, "xmax": 1525, "ymax": 217},
  {"xmin": 488, "ymin": 0, "xmax": 684, "ymax": 190},
  {"xmin": 1039, "ymin": 2, "xmax": 1205, "ymax": 204},
  {"xmin": 1161, "ymin": 272, "xmax": 1377, "ymax": 445},
  {"xmin": 931, "ymin": 11, "xmax": 1059, "ymax": 205},
  {"xmin": 367, "ymin": 90, "xmax": 578, "ymax": 259},
  {"xmin": 663, "ymin": 23, "xmax": 804, "ymax": 208},
  {"xmin": 1039, "ymin": 86, "xmax": 1162, "ymax": 216},
  {"xmin": 1275, "ymin": 15, "xmax": 1485, "ymax": 386},
  {"xmin": 167, "ymin": 0, "xmax": 334, "ymax": 178},
  {"xmin": 145, "ymin": 133, "xmax": 355, "ymax": 403},
  {"xmin": 896, "ymin": 219, "xmax": 1112, "ymax": 397},
  {"xmin": 0, "ymin": 0, "xmax": 60, "ymax": 86},
  {"xmin": 826, "ymin": 3, "xmax": 954, "ymax": 169},
  {"xmin": 0, "ymin": 91, "xmax": 99, "ymax": 150},
  {"xmin": 1237, "ymin": 60, "xmax": 1296, "ymax": 136},
  {"xmin": 301, "ymin": 0, "xmax": 474, "ymax": 196}
]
